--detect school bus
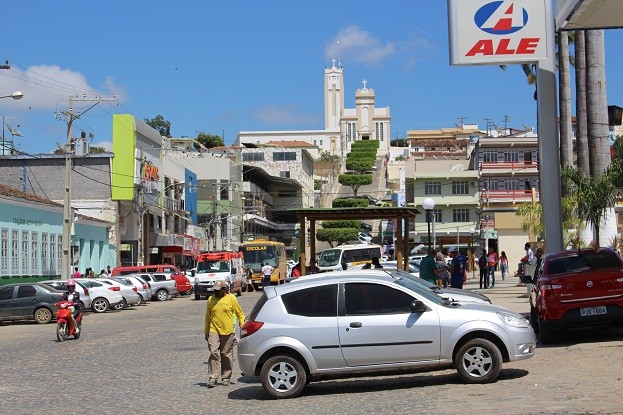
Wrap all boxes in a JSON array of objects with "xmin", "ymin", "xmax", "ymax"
[{"xmin": 238, "ymin": 240, "xmax": 287, "ymax": 290}]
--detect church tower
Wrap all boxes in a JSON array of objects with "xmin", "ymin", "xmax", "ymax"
[{"xmin": 324, "ymin": 59, "xmax": 344, "ymax": 131}]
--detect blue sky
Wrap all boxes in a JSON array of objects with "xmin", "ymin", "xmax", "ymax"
[{"xmin": 2, "ymin": 1, "xmax": 623, "ymax": 155}]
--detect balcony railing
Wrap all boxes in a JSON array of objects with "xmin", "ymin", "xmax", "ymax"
[
  {"xmin": 482, "ymin": 190, "xmax": 539, "ymax": 202},
  {"xmin": 480, "ymin": 161, "xmax": 538, "ymax": 171}
]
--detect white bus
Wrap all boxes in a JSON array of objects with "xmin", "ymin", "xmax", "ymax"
[{"xmin": 317, "ymin": 244, "xmax": 383, "ymax": 272}]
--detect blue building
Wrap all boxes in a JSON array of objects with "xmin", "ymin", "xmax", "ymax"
[{"xmin": 0, "ymin": 184, "xmax": 115, "ymax": 285}]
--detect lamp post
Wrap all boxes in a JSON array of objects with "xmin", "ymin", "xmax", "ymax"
[
  {"xmin": 470, "ymin": 227, "xmax": 476, "ymax": 278},
  {"xmin": 422, "ymin": 197, "xmax": 435, "ymax": 249},
  {"xmin": 1, "ymin": 91, "xmax": 23, "ymax": 156}
]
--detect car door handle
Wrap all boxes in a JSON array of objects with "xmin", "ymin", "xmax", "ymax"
[{"xmin": 349, "ymin": 322, "xmax": 362, "ymax": 328}]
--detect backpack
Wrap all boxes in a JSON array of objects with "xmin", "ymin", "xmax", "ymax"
[{"xmin": 478, "ymin": 254, "xmax": 487, "ymax": 268}]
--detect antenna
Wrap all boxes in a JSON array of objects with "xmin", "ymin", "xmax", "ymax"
[{"xmin": 337, "ymin": 40, "xmax": 341, "ymax": 67}]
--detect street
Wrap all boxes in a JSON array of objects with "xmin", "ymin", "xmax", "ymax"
[{"xmin": 1, "ymin": 278, "xmax": 622, "ymax": 415}]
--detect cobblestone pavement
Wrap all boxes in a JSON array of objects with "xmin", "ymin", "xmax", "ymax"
[{"xmin": 1, "ymin": 277, "xmax": 622, "ymax": 415}]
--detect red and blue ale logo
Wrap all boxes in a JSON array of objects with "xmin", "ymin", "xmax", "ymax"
[{"xmin": 474, "ymin": 1, "xmax": 529, "ymax": 35}]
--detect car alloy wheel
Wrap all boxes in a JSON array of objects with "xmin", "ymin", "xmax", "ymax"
[
  {"xmin": 34, "ymin": 307, "xmax": 53, "ymax": 324},
  {"xmin": 260, "ymin": 355, "xmax": 307, "ymax": 399},
  {"xmin": 91, "ymin": 297, "xmax": 109, "ymax": 313},
  {"xmin": 455, "ymin": 338, "xmax": 502, "ymax": 383},
  {"xmin": 156, "ymin": 289, "xmax": 168, "ymax": 301},
  {"xmin": 114, "ymin": 298, "xmax": 127, "ymax": 310}
]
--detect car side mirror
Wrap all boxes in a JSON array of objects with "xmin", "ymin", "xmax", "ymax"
[
  {"xmin": 191, "ymin": 270, "xmax": 196, "ymax": 276},
  {"xmin": 410, "ymin": 300, "xmax": 428, "ymax": 313}
]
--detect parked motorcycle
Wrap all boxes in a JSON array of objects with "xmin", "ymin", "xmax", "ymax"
[{"xmin": 54, "ymin": 300, "xmax": 83, "ymax": 342}]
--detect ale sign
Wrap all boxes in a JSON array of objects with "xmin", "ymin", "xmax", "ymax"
[{"xmin": 448, "ymin": 0, "xmax": 548, "ymax": 65}]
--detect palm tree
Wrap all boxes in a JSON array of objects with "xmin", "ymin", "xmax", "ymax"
[
  {"xmin": 574, "ymin": 30, "xmax": 590, "ymax": 175},
  {"xmin": 558, "ymin": 32, "xmax": 573, "ymax": 166}
]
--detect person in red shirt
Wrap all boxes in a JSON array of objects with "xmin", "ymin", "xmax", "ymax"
[{"xmin": 486, "ymin": 249, "xmax": 499, "ymax": 288}]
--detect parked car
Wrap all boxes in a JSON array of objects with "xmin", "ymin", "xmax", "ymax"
[
  {"xmin": 40, "ymin": 280, "xmax": 92, "ymax": 311},
  {"xmin": 111, "ymin": 265, "xmax": 192, "ymax": 295},
  {"xmin": 73, "ymin": 279, "xmax": 124, "ymax": 313},
  {"xmin": 0, "ymin": 283, "xmax": 65, "ymax": 324},
  {"xmin": 238, "ymin": 269, "xmax": 536, "ymax": 398},
  {"xmin": 136, "ymin": 273, "xmax": 179, "ymax": 301},
  {"xmin": 529, "ymin": 247, "xmax": 623, "ymax": 344},
  {"xmin": 114, "ymin": 276, "xmax": 151, "ymax": 304},
  {"xmin": 360, "ymin": 221, "xmax": 373, "ymax": 232},
  {"xmin": 97, "ymin": 278, "xmax": 142, "ymax": 309}
]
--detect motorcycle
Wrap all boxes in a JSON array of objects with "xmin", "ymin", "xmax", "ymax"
[{"xmin": 54, "ymin": 300, "xmax": 83, "ymax": 342}]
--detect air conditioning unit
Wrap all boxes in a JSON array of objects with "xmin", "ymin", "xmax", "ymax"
[{"xmin": 470, "ymin": 181, "xmax": 477, "ymax": 186}]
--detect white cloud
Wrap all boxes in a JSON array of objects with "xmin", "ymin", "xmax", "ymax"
[
  {"xmin": 325, "ymin": 25, "xmax": 396, "ymax": 66},
  {"xmin": 252, "ymin": 104, "xmax": 321, "ymax": 126},
  {"xmin": 0, "ymin": 64, "xmax": 127, "ymax": 112}
]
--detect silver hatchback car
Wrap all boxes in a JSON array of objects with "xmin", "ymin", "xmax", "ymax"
[{"xmin": 238, "ymin": 269, "xmax": 536, "ymax": 399}]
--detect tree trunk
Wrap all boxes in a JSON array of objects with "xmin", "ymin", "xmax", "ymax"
[
  {"xmin": 585, "ymin": 29, "xmax": 614, "ymax": 245},
  {"xmin": 558, "ymin": 33, "xmax": 573, "ymax": 167},
  {"xmin": 574, "ymin": 31, "xmax": 590, "ymax": 175}
]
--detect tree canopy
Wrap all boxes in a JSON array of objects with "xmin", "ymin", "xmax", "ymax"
[
  {"xmin": 337, "ymin": 174, "xmax": 373, "ymax": 197},
  {"xmin": 196, "ymin": 132, "xmax": 224, "ymax": 149},
  {"xmin": 144, "ymin": 115, "xmax": 171, "ymax": 138}
]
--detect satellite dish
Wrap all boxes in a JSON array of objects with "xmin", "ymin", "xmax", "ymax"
[{"xmin": 6, "ymin": 124, "xmax": 23, "ymax": 137}]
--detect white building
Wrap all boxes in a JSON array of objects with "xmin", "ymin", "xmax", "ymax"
[{"xmin": 236, "ymin": 61, "xmax": 391, "ymax": 158}]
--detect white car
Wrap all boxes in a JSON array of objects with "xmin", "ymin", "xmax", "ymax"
[
  {"xmin": 97, "ymin": 278, "xmax": 142, "ymax": 309},
  {"xmin": 112, "ymin": 276, "xmax": 150, "ymax": 304},
  {"xmin": 74, "ymin": 279, "xmax": 124, "ymax": 313}
]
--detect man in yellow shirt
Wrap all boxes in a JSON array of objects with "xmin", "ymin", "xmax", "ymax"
[{"xmin": 204, "ymin": 280, "xmax": 245, "ymax": 388}]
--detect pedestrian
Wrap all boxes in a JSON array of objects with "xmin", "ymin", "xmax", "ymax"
[
  {"xmin": 435, "ymin": 252, "xmax": 451, "ymax": 288},
  {"xmin": 306, "ymin": 259, "xmax": 320, "ymax": 274},
  {"xmin": 371, "ymin": 256, "xmax": 383, "ymax": 269},
  {"xmin": 487, "ymin": 249, "xmax": 499, "ymax": 288},
  {"xmin": 478, "ymin": 249, "xmax": 489, "ymax": 289},
  {"xmin": 106, "ymin": 265, "xmax": 112, "ymax": 276},
  {"xmin": 73, "ymin": 267, "xmax": 81, "ymax": 279},
  {"xmin": 500, "ymin": 251, "xmax": 509, "ymax": 280},
  {"xmin": 291, "ymin": 261, "xmax": 302, "ymax": 277},
  {"xmin": 448, "ymin": 246, "xmax": 467, "ymax": 289},
  {"xmin": 261, "ymin": 262, "xmax": 273, "ymax": 289},
  {"xmin": 99, "ymin": 269, "xmax": 107, "ymax": 277},
  {"xmin": 419, "ymin": 248, "xmax": 438, "ymax": 284},
  {"xmin": 204, "ymin": 280, "xmax": 245, "ymax": 388},
  {"xmin": 244, "ymin": 265, "xmax": 254, "ymax": 292}
]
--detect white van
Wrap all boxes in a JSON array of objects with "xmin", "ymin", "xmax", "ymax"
[{"xmin": 317, "ymin": 244, "xmax": 383, "ymax": 272}]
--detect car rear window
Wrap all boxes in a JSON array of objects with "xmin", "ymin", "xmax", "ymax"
[
  {"xmin": 548, "ymin": 251, "xmax": 621, "ymax": 276},
  {"xmin": 247, "ymin": 293, "xmax": 269, "ymax": 321},
  {"xmin": 281, "ymin": 285, "xmax": 338, "ymax": 317}
]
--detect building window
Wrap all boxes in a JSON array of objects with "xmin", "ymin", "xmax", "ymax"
[
  {"xmin": 505, "ymin": 180, "xmax": 519, "ymax": 191},
  {"xmin": 50, "ymin": 234, "xmax": 56, "ymax": 275},
  {"xmin": 452, "ymin": 181, "xmax": 469, "ymax": 195},
  {"xmin": 453, "ymin": 209, "xmax": 470, "ymax": 222},
  {"xmin": 12, "ymin": 230, "xmax": 19, "ymax": 274},
  {"xmin": 220, "ymin": 181, "xmax": 230, "ymax": 200},
  {"xmin": 279, "ymin": 171, "xmax": 291, "ymax": 178},
  {"xmin": 375, "ymin": 122, "xmax": 384, "ymax": 142},
  {"xmin": 42, "ymin": 233, "xmax": 48, "ymax": 275},
  {"xmin": 426, "ymin": 209, "xmax": 442, "ymax": 223},
  {"xmin": 273, "ymin": 151, "xmax": 297, "ymax": 161},
  {"xmin": 313, "ymin": 140, "xmax": 317, "ymax": 146},
  {"xmin": 320, "ymin": 140, "xmax": 323, "ymax": 146},
  {"xmin": 504, "ymin": 151, "xmax": 519, "ymax": 163},
  {"xmin": 483, "ymin": 151, "xmax": 498, "ymax": 163},
  {"xmin": 424, "ymin": 181, "xmax": 441, "ymax": 195},
  {"xmin": 483, "ymin": 180, "xmax": 499, "ymax": 191},
  {"xmin": 22, "ymin": 231, "xmax": 29, "ymax": 275},
  {"xmin": 1, "ymin": 228, "xmax": 8, "ymax": 275},
  {"xmin": 242, "ymin": 152, "xmax": 264, "ymax": 162},
  {"xmin": 32, "ymin": 232, "xmax": 39, "ymax": 275}
]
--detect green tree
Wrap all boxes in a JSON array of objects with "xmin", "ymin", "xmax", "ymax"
[
  {"xmin": 338, "ymin": 174, "xmax": 372, "ymax": 197},
  {"xmin": 345, "ymin": 158, "xmax": 374, "ymax": 173},
  {"xmin": 196, "ymin": 132, "xmax": 224, "ymax": 149},
  {"xmin": 144, "ymin": 115, "xmax": 171, "ymax": 137},
  {"xmin": 322, "ymin": 220, "xmax": 359, "ymax": 229},
  {"xmin": 332, "ymin": 198, "xmax": 368, "ymax": 208},
  {"xmin": 316, "ymin": 228, "xmax": 359, "ymax": 247},
  {"xmin": 318, "ymin": 151, "xmax": 335, "ymax": 161},
  {"xmin": 89, "ymin": 146, "xmax": 107, "ymax": 154}
]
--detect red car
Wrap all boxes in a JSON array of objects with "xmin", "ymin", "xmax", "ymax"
[{"xmin": 530, "ymin": 248, "xmax": 623, "ymax": 344}]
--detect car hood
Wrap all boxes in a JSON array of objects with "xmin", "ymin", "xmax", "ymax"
[
  {"xmin": 448, "ymin": 301, "xmax": 525, "ymax": 319},
  {"xmin": 438, "ymin": 287, "xmax": 491, "ymax": 303}
]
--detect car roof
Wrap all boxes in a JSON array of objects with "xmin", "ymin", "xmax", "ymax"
[
  {"xmin": 544, "ymin": 247, "xmax": 617, "ymax": 259},
  {"xmin": 286, "ymin": 269, "xmax": 397, "ymax": 287}
]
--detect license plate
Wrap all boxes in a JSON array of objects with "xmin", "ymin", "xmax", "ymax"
[{"xmin": 580, "ymin": 306, "xmax": 607, "ymax": 317}]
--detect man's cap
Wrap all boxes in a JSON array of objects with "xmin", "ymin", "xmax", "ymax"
[
  {"xmin": 213, "ymin": 280, "xmax": 229, "ymax": 291},
  {"xmin": 448, "ymin": 246, "xmax": 458, "ymax": 253}
]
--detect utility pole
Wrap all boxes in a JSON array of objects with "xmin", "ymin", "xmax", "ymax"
[{"xmin": 60, "ymin": 95, "xmax": 117, "ymax": 279}]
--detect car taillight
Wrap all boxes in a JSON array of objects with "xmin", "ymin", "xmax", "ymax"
[
  {"xmin": 83, "ymin": 287, "xmax": 89, "ymax": 296},
  {"xmin": 541, "ymin": 283, "xmax": 562, "ymax": 298},
  {"xmin": 240, "ymin": 320, "xmax": 264, "ymax": 338},
  {"xmin": 108, "ymin": 286, "xmax": 120, "ymax": 291},
  {"xmin": 132, "ymin": 287, "xmax": 137, "ymax": 292},
  {"xmin": 142, "ymin": 283, "xmax": 147, "ymax": 289}
]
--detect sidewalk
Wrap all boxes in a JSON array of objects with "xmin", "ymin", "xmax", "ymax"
[{"xmin": 463, "ymin": 273, "xmax": 531, "ymax": 315}]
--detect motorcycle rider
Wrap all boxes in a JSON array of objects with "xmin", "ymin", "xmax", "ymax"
[{"xmin": 62, "ymin": 279, "xmax": 81, "ymax": 333}]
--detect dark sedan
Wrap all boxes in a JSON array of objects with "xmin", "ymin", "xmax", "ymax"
[{"xmin": 0, "ymin": 283, "xmax": 65, "ymax": 324}]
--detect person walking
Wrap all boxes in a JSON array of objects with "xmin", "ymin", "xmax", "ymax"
[
  {"xmin": 204, "ymin": 280, "xmax": 245, "ymax": 388},
  {"xmin": 73, "ymin": 267, "xmax": 81, "ymax": 279},
  {"xmin": 244, "ymin": 265, "xmax": 254, "ymax": 292},
  {"xmin": 261, "ymin": 262, "xmax": 273, "ymax": 289},
  {"xmin": 306, "ymin": 259, "xmax": 320, "ymax": 274},
  {"xmin": 435, "ymin": 252, "xmax": 451, "ymax": 288},
  {"xmin": 478, "ymin": 249, "xmax": 489, "ymax": 289},
  {"xmin": 487, "ymin": 249, "xmax": 499, "ymax": 288},
  {"xmin": 419, "ymin": 249, "xmax": 438, "ymax": 284},
  {"xmin": 500, "ymin": 251, "xmax": 509, "ymax": 280},
  {"xmin": 448, "ymin": 246, "xmax": 467, "ymax": 289}
]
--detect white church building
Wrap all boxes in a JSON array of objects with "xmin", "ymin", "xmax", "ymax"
[{"xmin": 235, "ymin": 61, "xmax": 391, "ymax": 158}]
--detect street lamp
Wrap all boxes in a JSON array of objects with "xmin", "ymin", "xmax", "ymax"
[
  {"xmin": 470, "ymin": 227, "xmax": 476, "ymax": 279},
  {"xmin": 0, "ymin": 91, "xmax": 23, "ymax": 100},
  {"xmin": 422, "ymin": 197, "xmax": 435, "ymax": 249}
]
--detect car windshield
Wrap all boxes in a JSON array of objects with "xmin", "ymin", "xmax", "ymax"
[
  {"xmin": 389, "ymin": 270, "xmax": 447, "ymax": 305},
  {"xmin": 318, "ymin": 249, "xmax": 341, "ymax": 267},
  {"xmin": 196, "ymin": 260, "xmax": 230, "ymax": 274},
  {"xmin": 240, "ymin": 245, "xmax": 279, "ymax": 269}
]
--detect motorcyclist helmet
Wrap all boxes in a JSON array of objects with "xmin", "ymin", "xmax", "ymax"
[{"xmin": 67, "ymin": 279, "xmax": 76, "ymax": 288}]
